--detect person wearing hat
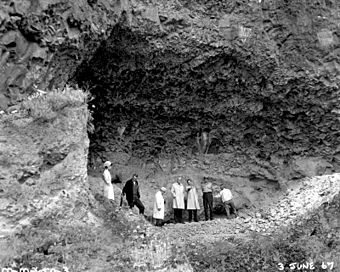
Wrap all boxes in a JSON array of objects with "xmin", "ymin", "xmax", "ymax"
[
  {"xmin": 103, "ymin": 161, "xmax": 114, "ymax": 201},
  {"xmin": 186, "ymin": 179, "xmax": 200, "ymax": 222},
  {"xmin": 122, "ymin": 174, "xmax": 145, "ymax": 214},
  {"xmin": 153, "ymin": 187, "xmax": 167, "ymax": 226},
  {"xmin": 171, "ymin": 177, "xmax": 185, "ymax": 223}
]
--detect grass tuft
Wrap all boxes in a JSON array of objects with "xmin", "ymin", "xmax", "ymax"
[{"xmin": 22, "ymin": 85, "xmax": 89, "ymax": 122}]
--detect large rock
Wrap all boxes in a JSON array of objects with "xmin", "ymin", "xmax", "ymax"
[
  {"xmin": 73, "ymin": 0, "xmax": 340, "ymax": 174},
  {"xmin": 0, "ymin": 0, "xmax": 120, "ymax": 108},
  {"xmin": 281, "ymin": 156, "xmax": 334, "ymax": 180},
  {"xmin": 0, "ymin": 91, "xmax": 90, "ymax": 238}
]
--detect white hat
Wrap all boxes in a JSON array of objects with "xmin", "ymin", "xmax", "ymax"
[
  {"xmin": 104, "ymin": 161, "xmax": 112, "ymax": 167},
  {"xmin": 160, "ymin": 187, "xmax": 166, "ymax": 192}
]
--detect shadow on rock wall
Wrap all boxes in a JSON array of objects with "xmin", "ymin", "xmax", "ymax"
[{"xmin": 74, "ymin": 0, "xmax": 340, "ymax": 176}]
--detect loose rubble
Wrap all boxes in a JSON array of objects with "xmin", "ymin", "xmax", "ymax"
[{"xmin": 159, "ymin": 174, "xmax": 340, "ymax": 246}]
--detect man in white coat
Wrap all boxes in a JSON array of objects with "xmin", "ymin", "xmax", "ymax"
[
  {"xmin": 214, "ymin": 185, "xmax": 238, "ymax": 219},
  {"xmin": 171, "ymin": 177, "xmax": 185, "ymax": 223},
  {"xmin": 186, "ymin": 179, "xmax": 200, "ymax": 222},
  {"xmin": 153, "ymin": 187, "xmax": 167, "ymax": 226},
  {"xmin": 103, "ymin": 161, "xmax": 114, "ymax": 202}
]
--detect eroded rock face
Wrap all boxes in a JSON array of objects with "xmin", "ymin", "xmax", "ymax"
[
  {"xmin": 0, "ymin": 103, "xmax": 89, "ymax": 237},
  {"xmin": 73, "ymin": 0, "xmax": 340, "ymax": 179},
  {"xmin": 0, "ymin": 0, "xmax": 121, "ymax": 109}
]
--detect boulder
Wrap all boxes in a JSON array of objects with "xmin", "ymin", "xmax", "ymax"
[
  {"xmin": 0, "ymin": 90, "xmax": 90, "ymax": 238},
  {"xmin": 282, "ymin": 156, "xmax": 333, "ymax": 179}
]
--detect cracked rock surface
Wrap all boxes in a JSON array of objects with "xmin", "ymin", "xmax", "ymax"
[
  {"xmin": 0, "ymin": 0, "xmax": 120, "ymax": 108},
  {"xmin": 73, "ymin": 0, "xmax": 340, "ymax": 180},
  {"xmin": 0, "ymin": 0, "xmax": 340, "ymax": 271}
]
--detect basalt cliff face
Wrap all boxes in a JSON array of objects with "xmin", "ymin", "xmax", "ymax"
[
  {"xmin": 74, "ymin": 0, "xmax": 340, "ymax": 183},
  {"xmin": 1, "ymin": 0, "xmax": 340, "ymax": 181},
  {"xmin": 0, "ymin": 0, "xmax": 121, "ymax": 109},
  {"xmin": 0, "ymin": 101, "xmax": 89, "ymax": 238},
  {"xmin": 0, "ymin": 0, "xmax": 340, "ymax": 271},
  {"xmin": 0, "ymin": 0, "xmax": 118, "ymax": 244}
]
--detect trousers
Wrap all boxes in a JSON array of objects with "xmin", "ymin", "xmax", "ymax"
[
  {"xmin": 203, "ymin": 192, "xmax": 213, "ymax": 220},
  {"xmin": 155, "ymin": 218, "xmax": 163, "ymax": 227},
  {"xmin": 223, "ymin": 200, "xmax": 237, "ymax": 218},
  {"xmin": 128, "ymin": 198, "xmax": 145, "ymax": 214},
  {"xmin": 173, "ymin": 208, "xmax": 183, "ymax": 223},
  {"xmin": 188, "ymin": 210, "xmax": 199, "ymax": 222}
]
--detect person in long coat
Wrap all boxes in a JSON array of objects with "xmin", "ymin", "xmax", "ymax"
[
  {"xmin": 186, "ymin": 179, "xmax": 200, "ymax": 222},
  {"xmin": 122, "ymin": 174, "xmax": 145, "ymax": 214},
  {"xmin": 171, "ymin": 177, "xmax": 185, "ymax": 223},
  {"xmin": 153, "ymin": 187, "xmax": 167, "ymax": 226},
  {"xmin": 103, "ymin": 161, "xmax": 114, "ymax": 201}
]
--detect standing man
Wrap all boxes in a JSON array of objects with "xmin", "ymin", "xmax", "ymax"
[
  {"xmin": 103, "ymin": 161, "xmax": 114, "ymax": 202},
  {"xmin": 202, "ymin": 177, "xmax": 213, "ymax": 221},
  {"xmin": 122, "ymin": 174, "xmax": 145, "ymax": 215},
  {"xmin": 214, "ymin": 185, "xmax": 238, "ymax": 219},
  {"xmin": 186, "ymin": 179, "xmax": 200, "ymax": 222},
  {"xmin": 171, "ymin": 177, "xmax": 185, "ymax": 223},
  {"xmin": 153, "ymin": 187, "xmax": 167, "ymax": 226}
]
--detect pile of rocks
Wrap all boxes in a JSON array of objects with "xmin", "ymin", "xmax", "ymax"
[{"xmin": 158, "ymin": 174, "xmax": 340, "ymax": 246}]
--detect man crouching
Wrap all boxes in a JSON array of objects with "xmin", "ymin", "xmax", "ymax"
[{"xmin": 214, "ymin": 185, "xmax": 238, "ymax": 219}]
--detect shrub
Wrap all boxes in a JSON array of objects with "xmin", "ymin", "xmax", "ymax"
[{"xmin": 22, "ymin": 85, "xmax": 89, "ymax": 122}]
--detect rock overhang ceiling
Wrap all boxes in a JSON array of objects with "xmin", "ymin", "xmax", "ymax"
[
  {"xmin": 1, "ymin": 0, "xmax": 338, "ymax": 167},
  {"xmin": 74, "ymin": 0, "xmax": 340, "ymax": 165}
]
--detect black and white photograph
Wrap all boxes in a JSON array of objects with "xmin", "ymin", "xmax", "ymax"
[{"xmin": 0, "ymin": 0, "xmax": 339, "ymax": 271}]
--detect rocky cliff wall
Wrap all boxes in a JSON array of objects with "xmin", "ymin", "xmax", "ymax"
[
  {"xmin": 0, "ymin": 0, "xmax": 124, "ymax": 110},
  {"xmin": 74, "ymin": 0, "xmax": 340, "ymax": 181},
  {"xmin": 1, "ymin": 0, "xmax": 339, "ymax": 181},
  {"xmin": 0, "ymin": 88, "xmax": 90, "ymax": 240}
]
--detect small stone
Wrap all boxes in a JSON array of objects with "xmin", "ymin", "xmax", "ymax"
[{"xmin": 255, "ymin": 212, "xmax": 261, "ymax": 218}]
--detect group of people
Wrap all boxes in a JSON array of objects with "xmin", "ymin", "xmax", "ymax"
[
  {"xmin": 102, "ymin": 161, "xmax": 238, "ymax": 227},
  {"xmin": 103, "ymin": 161, "xmax": 145, "ymax": 214}
]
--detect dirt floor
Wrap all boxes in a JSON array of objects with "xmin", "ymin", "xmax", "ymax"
[{"xmin": 87, "ymin": 170, "xmax": 340, "ymax": 271}]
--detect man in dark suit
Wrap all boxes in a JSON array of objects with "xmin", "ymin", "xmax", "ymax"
[{"xmin": 121, "ymin": 174, "xmax": 145, "ymax": 214}]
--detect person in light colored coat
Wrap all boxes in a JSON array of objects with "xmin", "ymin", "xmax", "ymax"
[
  {"xmin": 153, "ymin": 187, "xmax": 167, "ymax": 226},
  {"xmin": 214, "ymin": 185, "xmax": 238, "ymax": 219},
  {"xmin": 103, "ymin": 161, "xmax": 114, "ymax": 201},
  {"xmin": 186, "ymin": 179, "xmax": 200, "ymax": 222},
  {"xmin": 171, "ymin": 177, "xmax": 185, "ymax": 223}
]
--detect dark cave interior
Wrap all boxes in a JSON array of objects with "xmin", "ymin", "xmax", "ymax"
[{"xmin": 73, "ymin": 24, "xmax": 340, "ymax": 170}]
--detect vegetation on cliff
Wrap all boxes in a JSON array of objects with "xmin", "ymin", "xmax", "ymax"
[{"xmin": 0, "ymin": 0, "xmax": 339, "ymax": 271}]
